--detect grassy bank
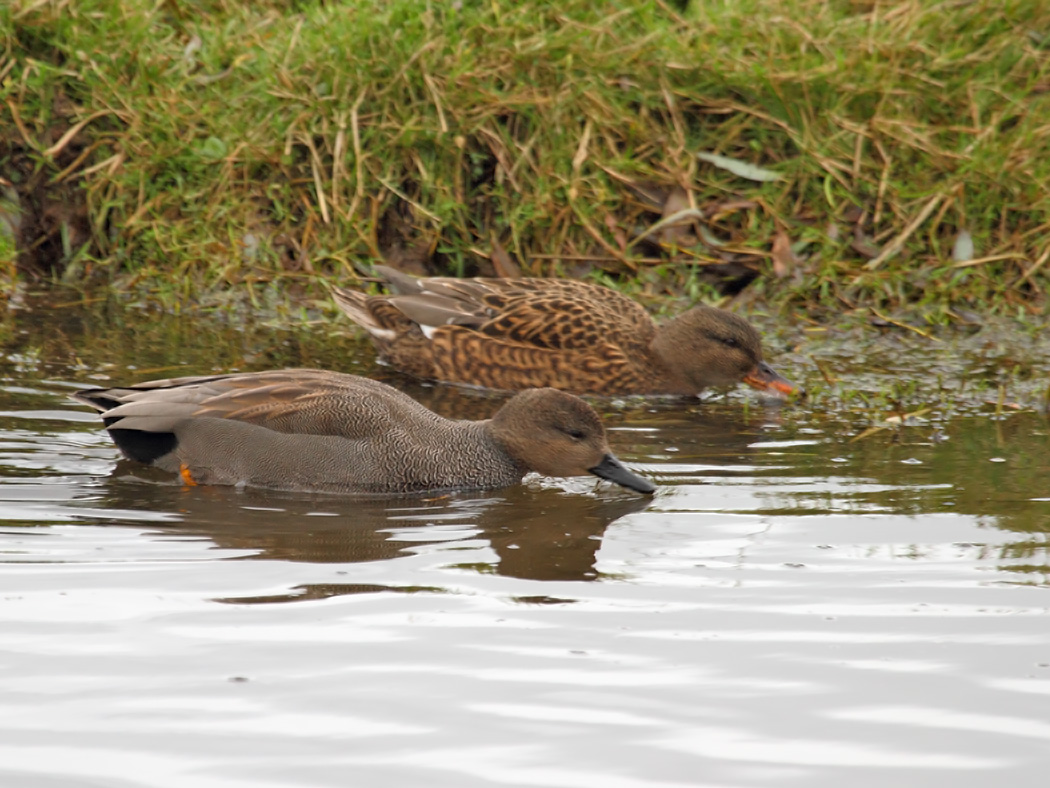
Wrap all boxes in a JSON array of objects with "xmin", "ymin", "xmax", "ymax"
[{"xmin": 2, "ymin": 0, "xmax": 1049, "ymax": 316}]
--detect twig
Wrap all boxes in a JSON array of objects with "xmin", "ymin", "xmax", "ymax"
[
  {"xmin": 300, "ymin": 132, "xmax": 330, "ymax": 224},
  {"xmin": 949, "ymin": 253, "xmax": 1027, "ymax": 269},
  {"xmin": 330, "ymin": 113, "xmax": 346, "ymax": 216},
  {"xmin": 422, "ymin": 70, "xmax": 448, "ymax": 134},
  {"xmin": 628, "ymin": 208, "xmax": 705, "ymax": 249},
  {"xmin": 345, "ymin": 91, "xmax": 367, "ymax": 221},
  {"xmin": 377, "ymin": 177, "xmax": 442, "ymax": 224},
  {"xmin": 1013, "ymin": 244, "xmax": 1050, "ymax": 288},
  {"xmin": 870, "ymin": 308, "xmax": 941, "ymax": 342},
  {"xmin": 571, "ymin": 118, "xmax": 592, "ymax": 173},
  {"xmin": 4, "ymin": 98, "xmax": 37, "ymax": 149},
  {"xmin": 45, "ymin": 108, "xmax": 122, "ymax": 158},
  {"xmin": 49, "ymin": 140, "xmax": 103, "ymax": 183},
  {"xmin": 864, "ymin": 192, "xmax": 947, "ymax": 269}
]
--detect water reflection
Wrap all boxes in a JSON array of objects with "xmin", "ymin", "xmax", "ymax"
[
  {"xmin": 93, "ymin": 476, "xmax": 652, "ymax": 602},
  {"xmin": 746, "ymin": 411, "xmax": 1050, "ymax": 536},
  {"xmin": 0, "ymin": 288, "xmax": 380, "ymax": 383},
  {"xmin": 5, "ymin": 293, "xmax": 1050, "ymax": 786}
]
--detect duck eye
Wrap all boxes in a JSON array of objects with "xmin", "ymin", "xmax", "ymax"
[{"xmin": 706, "ymin": 331, "xmax": 739, "ymax": 349}]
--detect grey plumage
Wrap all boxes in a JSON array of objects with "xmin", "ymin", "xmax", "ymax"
[{"xmin": 73, "ymin": 369, "xmax": 655, "ymax": 496}]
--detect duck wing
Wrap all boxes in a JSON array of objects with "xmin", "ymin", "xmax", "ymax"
[
  {"xmin": 334, "ymin": 270, "xmax": 666, "ymax": 391},
  {"xmin": 74, "ymin": 369, "xmax": 437, "ymax": 441},
  {"xmin": 467, "ymin": 291, "xmax": 655, "ymax": 351},
  {"xmin": 371, "ymin": 267, "xmax": 658, "ymax": 351}
]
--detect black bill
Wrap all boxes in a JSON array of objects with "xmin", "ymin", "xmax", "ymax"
[{"xmin": 588, "ymin": 453, "xmax": 656, "ymax": 495}]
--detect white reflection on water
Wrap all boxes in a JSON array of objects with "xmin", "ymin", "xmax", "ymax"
[{"xmin": 652, "ymin": 727, "xmax": 1004, "ymax": 768}]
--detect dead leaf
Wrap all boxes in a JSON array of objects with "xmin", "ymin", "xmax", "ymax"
[
  {"xmin": 659, "ymin": 187, "xmax": 695, "ymax": 245},
  {"xmin": 489, "ymin": 236, "xmax": 522, "ymax": 278},
  {"xmin": 771, "ymin": 231, "xmax": 796, "ymax": 278},
  {"xmin": 850, "ymin": 225, "xmax": 881, "ymax": 259}
]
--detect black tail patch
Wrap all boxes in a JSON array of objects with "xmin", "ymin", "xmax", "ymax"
[
  {"xmin": 108, "ymin": 428, "xmax": 177, "ymax": 465},
  {"xmin": 74, "ymin": 390, "xmax": 125, "ymax": 412}
]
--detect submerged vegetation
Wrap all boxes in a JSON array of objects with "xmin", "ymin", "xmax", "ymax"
[{"xmin": 1, "ymin": 0, "xmax": 1048, "ymax": 316}]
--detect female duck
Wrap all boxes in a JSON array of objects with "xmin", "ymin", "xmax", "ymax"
[{"xmin": 333, "ymin": 266, "xmax": 794, "ymax": 397}]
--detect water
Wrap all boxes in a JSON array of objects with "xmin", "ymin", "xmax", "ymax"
[{"xmin": 2, "ymin": 292, "xmax": 1049, "ymax": 787}]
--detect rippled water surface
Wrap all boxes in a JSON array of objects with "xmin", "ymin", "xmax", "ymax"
[{"xmin": 2, "ymin": 293, "xmax": 1049, "ymax": 787}]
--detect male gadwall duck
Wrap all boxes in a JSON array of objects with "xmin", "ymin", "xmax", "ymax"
[
  {"xmin": 332, "ymin": 266, "xmax": 794, "ymax": 397},
  {"xmin": 73, "ymin": 369, "xmax": 655, "ymax": 496}
]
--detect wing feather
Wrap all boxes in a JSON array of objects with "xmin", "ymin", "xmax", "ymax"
[{"xmin": 76, "ymin": 370, "xmax": 435, "ymax": 440}]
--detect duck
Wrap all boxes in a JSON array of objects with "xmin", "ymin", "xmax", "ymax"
[
  {"xmin": 73, "ymin": 369, "xmax": 655, "ymax": 496},
  {"xmin": 332, "ymin": 266, "xmax": 794, "ymax": 397}
]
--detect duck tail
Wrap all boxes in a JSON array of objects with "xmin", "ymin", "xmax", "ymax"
[
  {"xmin": 332, "ymin": 287, "xmax": 397, "ymax": 341},
  {"xmin": 373, "ymin": 264, "xmax": 423, "ymax": 294},
  {"xmin": 71, "ymin": 388, "xmax": 123, "ymax": 413}
]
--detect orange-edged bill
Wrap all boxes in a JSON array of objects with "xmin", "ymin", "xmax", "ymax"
[{"xmin": 743, "ymin": 361, "xmax": 797, "ymax": 397}]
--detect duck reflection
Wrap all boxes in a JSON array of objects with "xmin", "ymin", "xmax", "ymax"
[{"xmin": 97, "ymin": 465, "xmax": 651, "ymax": 603}]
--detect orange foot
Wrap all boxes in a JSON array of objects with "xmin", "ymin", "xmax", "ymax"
[{"xmin": 179, "ymin": 463, "xmax": 198, "ymax": 486}]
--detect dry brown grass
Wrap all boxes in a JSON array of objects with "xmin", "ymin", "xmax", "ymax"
[{"xmin": 1, "ymin": 0, "xmax": 1048, "ymax": 317}]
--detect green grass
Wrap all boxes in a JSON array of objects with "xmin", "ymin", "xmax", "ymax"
[{"xmin": 2, "ymin": 0, "xmax": 1049, "ymax": 315}]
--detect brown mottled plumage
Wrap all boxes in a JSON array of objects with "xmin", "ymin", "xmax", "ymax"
[
  {"xmin": 72, "ymin": 369, "xmax": 654, "ymax": 496},
  {"xmin": 333, "ymin": 266, "xmax": 794, "ymax": 397}
]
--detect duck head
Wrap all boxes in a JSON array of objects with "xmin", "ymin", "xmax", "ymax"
[
  {"xmin": 490, "ymin": 388, "xmax": 655, "ymax": 494},
  {"xmin": 652, "ymin": 305, "xmax": 795, "ymax": 397}
]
